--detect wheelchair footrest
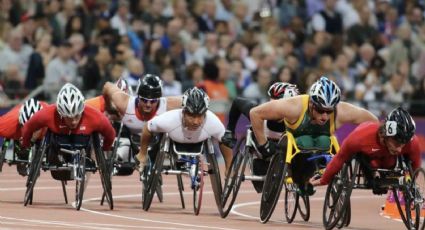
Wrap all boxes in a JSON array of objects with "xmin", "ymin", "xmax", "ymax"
[{"xmin": 243, "ymin": 175, "xmax": 265, "ymax": 181}]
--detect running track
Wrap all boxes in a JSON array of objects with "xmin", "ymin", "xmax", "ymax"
[{"xmin": 0, "ymin": 164, "xmax": 405, "ymax": 230}]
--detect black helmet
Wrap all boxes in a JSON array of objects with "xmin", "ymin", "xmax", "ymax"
[
  {"xmin": 137, "ymin": 74, "xmax": 162, "ymax": 99},
  {"xmin": 182, "ymin": 87, "xmax": 209, "ymax": 115},
  {"xmin": 383, "ymin": 107, "xmax": 416, "ymax": 144}
]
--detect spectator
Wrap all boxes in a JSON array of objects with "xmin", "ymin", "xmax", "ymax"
[
  {"xmin": 311, "ymin": 0, "xmax": 343, "ymax": 35},
  {"xmin": 409, "ymin": 77, "xmax": 425, "ymax": 116},
  {"xmin": 161, "ymin": 66, "xmax": 182, "ymax": 97},
  {"xmin": 81, "ymin": 46, "xmax": 112, "ymax": 91},
  {"xmin": 346, "ymin": 4, "xmax": 379, "ymax": 47},
  {"xmin": 110, "ymin": 0, "xmax": 131, "ymax": 36},
  {"xmin": 183, "ymin": 63, "xmax": 203, "ymax": 91},
  {"xmin": 123, "ymin": 58, "xmax": 144, "ymax": 91},
  {"xmin": 242, "ymin": 68, "xmax": 272, "ymax": 103},
  {"xmin": 382, "ymin": 72, "xmax": 412, "ymax": 109},
  {"xmin": 333, "ymin": 53, "xmax": 356, "ymax": 100}
]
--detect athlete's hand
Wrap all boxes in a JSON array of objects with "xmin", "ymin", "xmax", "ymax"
[
  {"xmin": 257, "ymin": 141, "xmax": 276, "ymax": 159},
  {"xmin": 221, "ymin": 130, "xmax": 237, "ymax": 148},
  {"xmin": 309, "ymin": 177, "xmax": 323, "ymax": 186}
]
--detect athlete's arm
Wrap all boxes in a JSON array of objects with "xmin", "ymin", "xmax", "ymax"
[
  {"xmin": 138, "ymin": 124, "xmax": 153, "ymax": 161},
  {"xmin": 21, "ymin": 108, "xmax": 49, "ymax": 148},
  {"xmin": 95, "ymin": 113, "xmax": 116, "ymax": 151},
  {"xmin": 227, "ymin": 97, "xmax": 257, "ymax": 132},
  {"xmin": 250, "ymin": 96, "xmax": 303, "ymax": 145},
  {"xmin": 317, "ymin": 132, "xmax": 360, "ymax": 185},
  {"xmin": 335, "ymin": 102, "xmax": 378, "ymax": 129},
  {"xmin": 404, "ymin": 136, "xmax": 421, "ymax": 170},
  {"xmin": 0, "ymin": 105, "xmax": 21, "ymax": 139},
  {"xmin": 166, "ymin": 96, "xmax": 182, "ymax": 111},
  {"xmin": 102, "ymin": 82, "xmax": 130, "ymax": 116}
]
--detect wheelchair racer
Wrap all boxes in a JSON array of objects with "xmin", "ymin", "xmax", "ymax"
[
  {"xmin": 310, "ymin": 107, "xmax": 420, "ymax": 191},
  {"xmin": 137, "ymin": 87, "xmax": 233, "ymax": 174},
  {"xmin": 250, "ymin": 76, "xmax": 378, "ymax": 194},
  {"xmin": 0, "ymin": 99, "xmax": 47, "ymax": 175},
  {"xmin": 221, "ymin": 82, "xmax": 299, "ymax": 192},
  {"xmin": 21, "ymin": 83, "xmax": 116, "ymax": 166}
]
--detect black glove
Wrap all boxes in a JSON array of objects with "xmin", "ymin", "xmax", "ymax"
[
  {"xmin": 257, "ymin": 140, "xmax": 276, "ymax": 159},
  {"xmin": 221, "ymin": 130, "xmax": 237, "ymax": 148}
]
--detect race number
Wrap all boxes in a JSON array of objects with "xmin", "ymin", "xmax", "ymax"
[{"xmin": 386, "ymin": 121, "xmax": 397, "ymax": 136}]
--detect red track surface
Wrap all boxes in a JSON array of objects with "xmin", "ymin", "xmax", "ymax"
[{"xmin": 0, "ymin": 164, "xmax": 405, "ymax": 230}]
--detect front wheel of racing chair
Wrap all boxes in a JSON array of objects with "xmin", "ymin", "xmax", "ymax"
[
  {"xmin": 93, "ymin": 134, "xmax": 113, "ymax": 210},
  {"xmin": 192, "ymin": 156, "xmax": 206, "ymax": 215},
  {"xmin": 24, "ymin": 136, "xmax": 49, "ymax": 206},
  {"xmin": 284, "ymin": 180, "xmax": 299, "ymax": 223},
  {"xmin": 168, "ymin": 150, "xmax": 185, "ymax": 210},
  {"xmin": 393, "ymin": 160, "xmax": 424, "ymax": 230},
  {"xmin": 298, "ymin": 193, "xmax": 310, "ymax": 221},
  {"xmin": 322, "ymin": 159, "xmax": 358, "ymax": 230},
  {"xmin": 205, "ymin": 138, "xmax": 224, "ymax": 217},
  {"xmin": 142, "ymin": 134, "xmax": 168, "ymax": 211},
  {"xmin": 74, "ymin": 149, "xmax": 86, "ymax": 210},
  {"xmin": 222, "ymin": 136, "xmax": 249, "ymax": 218}
]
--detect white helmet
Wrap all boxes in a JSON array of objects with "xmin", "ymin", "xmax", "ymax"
[
  {"xmin": 19, "ymin": 98, "xmax": 43, "ymax": 125},
  {"xmin": 56, "ymin": 83, "xmax": 85, "ymax": 117},
  {"xmin": 309, "ymin": 76, "xmax": 341, "ymax": 110},
  {"xmin": 267, "ymin": 82, "xmax": 299, "ymax": 99}
]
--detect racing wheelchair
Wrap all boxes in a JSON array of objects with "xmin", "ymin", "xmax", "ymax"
[
  {"xmin": 323, "ymin": 154, "xmax": 425, "ymax": 230},
  {"xmin": 142, "ymin": 133, "xmax": 223, "ymax": 216},
  {"xmin": 24, "ymin": 131, "xmax": 113, "ymax": 211},
  {"xmin": 260, "ymin": 132, "xmax": 340, "ymax": 224},
  {"xmin": 0, "ymin": 139, "xmax": 36, "ymax": 176},
  {"xmin": 221, "ymin": 127, "xmax": 275, "ymax": 218}
]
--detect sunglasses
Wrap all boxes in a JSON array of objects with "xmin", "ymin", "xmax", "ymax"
[
  {"xmin": 314, "ymin": 106, "xmax": 334, "ymax": 115},
  {"xmin": 139, "ymin": 97, "xmax": 159, "ymax": 104}
]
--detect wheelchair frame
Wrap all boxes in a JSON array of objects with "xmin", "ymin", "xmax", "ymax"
[{"xmin": 0, "ymin": 139, "xmax": 34, "ymax": 175}]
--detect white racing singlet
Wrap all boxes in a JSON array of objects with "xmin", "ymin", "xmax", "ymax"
[
  {"xmin": 147, "ymin": 109, "xmax": 225, "ymax": 143},
  {"xmin": 122, "ymin": 96, "xmax": 167, "ymax": 135}
]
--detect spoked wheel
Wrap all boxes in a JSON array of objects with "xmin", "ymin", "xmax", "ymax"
[
  {"xmin": 143, "ymin": 136, "xmax": 167, "ymax": 211},
  {"xmin": 193, "ymin": 156, "xmax": 206, "ymax": 215},
  {"xmin": 93, "ymin": 135, "xmax": 113, "ymax": 210},
  {"xmin": 205, "ymin": 140, "xmax": 224, "ymax": 217},
  {"xmin": 0, "ymin": 140, "xmax": 9, "ymax": 172},
  {"xmin": 24, "ymin": 142, "xmax": 46, "ymax": 206},
  {"xmin": 413, "ymin": 168, "xmax": 425, "ymax": 230},
  {"xmin": 260, "ymin": 152, "xmax": 286, "ymax": 223},
  {"xmin": 322, "ymin": 162, "xmax": 354, "ymax": 230},
  {"xmin": 170, "ymin": 152, "xmax": 185, "ymax": 209},
  {"xmin": 298, "ymin": 194, "xmax": 310, "ymax": 222},
  {"xmin": 75, "ymin": 151, "xmax": 86, "ymax": 211},
  {"xmin": 336, "ymin": 199, "xmax": 351, "ymax": 229},
  {"xmin": 284, "ymin": 182, "xmax": 298, "ymax": 223},
  {"xmin": 222, "ymin": 137, "xmax": 249, "ymax": 218}
]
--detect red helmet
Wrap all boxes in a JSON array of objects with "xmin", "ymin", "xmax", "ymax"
[{"xmin": 267, "ymin": 82, "xmax": 299, "ymax": 99}]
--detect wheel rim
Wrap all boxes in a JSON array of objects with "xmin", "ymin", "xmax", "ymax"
[{"xmin": 284, "ymin": 183, "xmax": 298, "ymax": 223}]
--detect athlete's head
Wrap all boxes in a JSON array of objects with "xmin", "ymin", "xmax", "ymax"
[
  {"xmin": 381, "ymin": 107, "xmax": 416, "ymax": 155},
  {"xmin": 308, "ymin": 76, "xmax": 341, "ymax": 125},
  {"xmin": 137, "ymin": 74, "xmax": 162, "ymax": 114},
  {"xmin": 267, "ymin": 82, "xmax": 299, "ymax": 100},
  {"xmin": 182, "ymin": 87, "xmax": 209, "ymax": 131},
  {"xmin": 56, "ymin": 83, "xmax": 85, "ymax": 129},
  {"xmin": 19, "ymin": 98, "xmax": 43, "ymax": 126}
]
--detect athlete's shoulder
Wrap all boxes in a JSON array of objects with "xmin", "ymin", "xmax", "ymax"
[{"xmin": 354, "ymin": 122, "xmax": 379, "ymax": 132}]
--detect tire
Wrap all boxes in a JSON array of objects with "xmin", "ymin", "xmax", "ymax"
[
  {"xmin": 322, "ymin": 162, "xmax": 354, "ymax": 230},
  {"xmin": 260, "ymin": 152, "xmax": 286, "ymax": 223},
  {"xmin": 24, "ymin": 141, "xmax": 46, "ymax": 206},
  {"xmin": 193, "ymin": 156, "xmax": 205, "ymax": 215},
  {"xmin": 284, "ymin": 183, "xmax": 298, "ymax": 223},
  {"xmin": 75, "ymin": 150, "xmax": 86, "ymax": 211},
  {"xmin": 142, "ymin": 136, "xmax": 167, "ymax": 211},
  {"xmin": 93, "ymin": 134, "xmax": 113, "ymax": 210},
  {"xmin": 413, "ymin": 168, "xmax": 425, "ymax": 230},
  {"xmin": 222, "ymin": 137, "xmax": 249, "ymax": 218},
  {"xmin": 170, "ymin": 152, "xmax": 185, "ymax": 209},
  {"xmin": 0, "ymin": 140, "xmax": 9, "ymax": 172},
  {"xmin": 298, "ymin": 194, "xmax": 310, "ymax": 222},
  {"xmin": 205, "ymin": 140, "xmax": 224, "ymax": 217}
]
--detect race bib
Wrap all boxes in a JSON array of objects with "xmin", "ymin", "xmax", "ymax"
[{"xmin": 386, "ymin": 121, "xmax": 397, "ymax": 136}]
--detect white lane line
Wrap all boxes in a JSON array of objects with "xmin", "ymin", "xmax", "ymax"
[{"xmin": 77, "ymin": 192, "xmax": 238, "ymax": 230}]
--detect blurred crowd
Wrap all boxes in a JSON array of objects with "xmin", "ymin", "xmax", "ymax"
[{"xmin": 0, "ymin": 0, "xmax": 424, "ymax": 118}]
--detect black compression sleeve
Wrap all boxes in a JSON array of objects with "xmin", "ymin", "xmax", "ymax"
[{"xmin": 227, "ymin": 97, "xmax": 258, "ymax": 132}]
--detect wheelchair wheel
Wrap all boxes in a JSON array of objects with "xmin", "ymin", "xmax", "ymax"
[
  {"xmin": 193, "ymin": 157, "xmax": 205, "ymax": 215},
  {"xmin": 413, "ymin": 168, "xmax": 425, "ymax": 230},
  {"xmin": 75, "ymin": 151, "xmax": 86, "ymax": 211},
  {"xmin": 205, "ymin": 141, "xmax": 224, "ymax": 217},
  {"xmin": 0, "ymin": 140, "xmax": 9, "ymax": 172},
  {"xmin": 24, "ymin": 142, "xmax": 46, "ymax": 206},
  {"xmin": 298, "ymin": 194, "xmax": 310, "ymax": 222},
  {"xmin": 93, "ymin": 135, "xmax": 113, "ymax": 210},
  {"xmin": 284, "ymin": 183, "xmax": 298, "ymax": 223},
  {"xmin": 143, "ymin": 137, "xmax": 167, "ymax": 211},
  {"xmin": 336, "ymin": 199, "xmax": 351, "ymax": 229},
  {"xmin": 222, "ymin": 137, "xmax": 249, "ymax": 218},
  {"xmin": 323, "ymin": 163, "xmax": 353, "ymax": 230},
  {"xmin": 170, "ymin": 152, "xmax": 185, "ymax": 209},
  {"xmin": 260, "ymin": 152, "xmax": 286, "ymax": 223}
]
